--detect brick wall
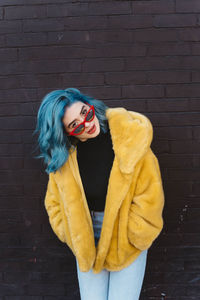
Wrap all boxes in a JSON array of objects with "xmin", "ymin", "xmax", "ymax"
[{"xmin": 0, "ymin": 0, "xmax": 200, "ymax": 299}]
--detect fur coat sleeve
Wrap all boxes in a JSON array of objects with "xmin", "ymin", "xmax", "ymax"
[
  {"xmin": 44, "ymin": 173, "xmax": 66, "ymax": 243},
  {"xmin": 127, "ymin": 149, "xmax": 164, "ymax": 251}
]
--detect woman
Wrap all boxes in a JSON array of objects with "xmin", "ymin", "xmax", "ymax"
[{"xmin": 34, "ymin": 88, "xmax": 165, "ymax": 300}]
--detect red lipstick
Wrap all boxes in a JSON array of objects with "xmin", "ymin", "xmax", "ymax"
[{"xmin": 87, "ymin": 124, "xmax": 96, "ymax": 134}]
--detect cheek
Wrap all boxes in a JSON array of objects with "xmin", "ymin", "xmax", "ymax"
[{"xmin": 94, "ymin": 116, "xmax": 100, "ymax": 127}]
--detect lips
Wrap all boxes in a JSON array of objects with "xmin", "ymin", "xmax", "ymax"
[{"xmin": 87, "ymin": 124, "xmax": 96, "ymax": 134}]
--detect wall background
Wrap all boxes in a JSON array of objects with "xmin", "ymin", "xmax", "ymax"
[{"xmin": 0, "ymin": 0, "xmax": 200, "ymax": 299}]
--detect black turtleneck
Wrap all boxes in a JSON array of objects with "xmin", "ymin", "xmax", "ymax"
[{"xmin": 76, "ymin": 125, "xmax": 114, "ymax": 212}]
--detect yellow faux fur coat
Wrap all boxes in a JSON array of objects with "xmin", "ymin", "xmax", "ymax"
[{"xmin": 44, "ymin": 107, "xmax": 165, "ymax": 274}]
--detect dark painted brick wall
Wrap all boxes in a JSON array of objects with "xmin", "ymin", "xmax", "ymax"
[{"xmin": 0, "ymin": 0, "xmax": 200, "ymax": 299}]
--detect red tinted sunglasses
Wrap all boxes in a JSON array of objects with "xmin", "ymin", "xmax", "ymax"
[{"xmin": 68, "ymin": 103, "xmax": 95, "ymax": 136}]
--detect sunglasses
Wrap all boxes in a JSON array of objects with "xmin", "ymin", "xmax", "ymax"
[{"xmin": 68, "ymin": 103, "xmax": 95, "ymax": 136}]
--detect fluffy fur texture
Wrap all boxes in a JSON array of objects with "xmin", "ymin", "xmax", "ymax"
[{"xmin": 44, "ymin": 107, "xmax": 165, "ymax": 274}]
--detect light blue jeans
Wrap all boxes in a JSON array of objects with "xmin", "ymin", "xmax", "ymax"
[{"xmin": 76, "ymin": 211, "xmax": 148, "ymax": 300}]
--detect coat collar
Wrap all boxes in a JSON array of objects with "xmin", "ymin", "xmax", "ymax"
[{"xmin": 106, "ymin": 107, "xmax": 153, "ymax": 174}]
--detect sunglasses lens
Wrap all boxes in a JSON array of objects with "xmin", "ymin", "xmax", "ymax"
[
  {"xmin": 86, "ymin": 109, "xmax": 94, "ymax": 122},
  {"xmin": 73, "ymin": 124, "xmax": 85, "ymax": 135}
]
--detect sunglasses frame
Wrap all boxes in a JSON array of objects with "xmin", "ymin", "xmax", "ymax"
[{"xmin": 68, "ymin": 103, "xmax": 95, "ymax": 136}]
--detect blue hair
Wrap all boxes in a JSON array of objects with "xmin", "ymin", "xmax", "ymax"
[{"xmin": 33, "ymin": 88, "xmax": 108, "ymax": 174}]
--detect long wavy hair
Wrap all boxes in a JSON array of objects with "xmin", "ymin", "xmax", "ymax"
[{"xmin": 33, "ymin": 88, "xmax": 108, "ymax": 174}]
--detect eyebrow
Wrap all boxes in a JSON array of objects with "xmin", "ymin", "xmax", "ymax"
[{"xmin": 68, "ymin": 105, "xmax": 85, "ymax": 128}]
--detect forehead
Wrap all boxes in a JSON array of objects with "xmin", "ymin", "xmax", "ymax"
[{"xmin": 63, "ymin": 101, "xmax": 84, "ymax": 125}]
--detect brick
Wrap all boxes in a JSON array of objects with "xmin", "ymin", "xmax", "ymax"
[
  {"xmin": 193, "ymin": 154, "xmax": 200, "ymax": 168},
  {"xmin": 24, "ymin": 184, "xmax": 46, "ymax": 196},
  {"xmin": 85, "ymin": 44, "xmax": 146, "ymax": 58},
  {"xmin": 158, "ymin": 154, "xmax": 194, "ymax": 168},
  {"xmin": 24, "ymin": 158, "xmax": 44, "ymax": 170},
  {"xmin": 0, "ymin": 88, "xmax": 37, "ymax": 102},
  {"xmin": 105, "ymin": 71, "xmax": 146, "ymax": 85},
  {"xmin": 192, "ymin": 71, "xmax": 200, "ymax": 82},
  {"xmin": 193, "ymin": 126, "xmax": 200, "ymax": 139},
  {"xmin": 165, "ymin": 271, "xmax": 199, "ymax": 284},
  {"xmin": 82, "ymin": 58, "xmax": 124, "ymax": 72},
  {"xmin": 90, "ymin": 30, "xmax": 132, "ymax": 43},
  {"xmin": 184, "ymin": 259, "xmax": 200, "ymax": 271},
  {"xmin": 0, "ymin": 196, "xmax": 40, "ymax": 210},
  {"xmin": 0, "ymin": 185, "xmax": 23, "ymax": 196},
  {"xmin": 78, "ymin": 86, "xmax": 121, "ymax": 100},
  {"xmin": 181, "ymin": 56, "xmax": 200, "ymax": 69},
  {"xmin": 19, "ymin": 74, "xmax": 62, "ymax": 89},
  {"xmin": 5, "ymin": 6, "xmax": 46, "ymax": 20},
  {"xmin": 0, "ymin": 144, "xmax": 23, "ymax": 156},
  {"xmin": 187, "ymin": 207, "xmax": 200, "ymax": 220},
  {"xmin": 5, "ymin": 297, "xmax": 42, "ymax": 300},
  {"xmin": 176, "ymin": 0, "xmax": 200, "ymax": 13},
  {"xmin": 23, "ymin": 19, "xmax": 64, "ymax": 33},
  {"xmin": 19, "ymin": 46, "xmax": 86, "ymax": 60},
  {"xmin": 0, "ymin": 219, "xmax": 41, "ymax": 234},
  {"xmin": 189, "ymin": 99, "xmax": 200, "ymax": 111},
  {"xmin": 178, "ymin": 28, "xmax": 200, "ymax": 41},
  {"xmin": 151, "ymin": 140, "xmax": 170, "ymax": 154},
  {"xmin": 125, "ymin": 56, "xmax": 181, "ymax": 71},
  {"xmin": 0, "ymin": 131, "xmax": 22, "ymax": 143},
  {"xmin": 0, "ymin": 20, "xmax": 22, "ymax": 34},
  {"xmin": 0, "ymin": 104, "xmax": 19, "ymax": 115},
  {"xmin": 147, "ymin": 99, "xmax": 189, "ymax": 112},
  {"xmin": 0, "ymin": 116, "xmax": 35, "ymax": 130},
  {"xmin": 1, "ymin": 0, "xmax": 67, "ymax": 3},
  {"xmin": 0, "ymin": 283, "xmax": 26, "ymax": 295},
  {"xmin": 30, "ymin": 59, "xmax": 81, "ymax": 74},
  {"xmin": 0, "ymin": 170, "xmax": 23, "ymax": 184},
  {"xmin": 191, "ymin": 43, "xmax": 200, "ymax": 55},
  {"xmin": 193, "ymin": 181, "xmax": 200, "ymax": 195},
  {"xmin": 154, "ymin": 14, "xmax": 197, "ymax": 27},
  {"xmin": 133, "ymin": 0, "xmax": 175, "ymax": 14},
  {"xmin": 147, "ymin": 71, "xmax": 190, "ymax": 84},
  {"xmin": 186, "ymin": 283, "xmax": 200, "ymax": 296},
  {"xmin": 170, "ymin": 140, "xmax": 200, "ymax": 153},
  {"xmin": 105, "ymin": 99, "xmax": 146, "ymax": 112},
  {"xmin": 122, "ymin": 84, "xmax": 164, "ymax": 98},
  {"xmin": 168, "ymin": 169, "xmax": 200, "ymax": 181},
  {"xmin": 44, "ymin": 297, "xmax": 78, "ymax": 300},
  {"xmin": 133, "ymin": 28, "xmax": 178, "ymax": 42},
  {"xmin": 154, "ymin": 126, "xmax": 192, "ymax": 140},
  {"xmin": 0, "ymin": 157, "xmax": 23, "ymax": 169},
  {"xmin": 88, "ymin": 2, "xmax": 131, "ymax": 16},
  {"xmin": 0, "ymin": 36, "xmax": 5, "ymax": 47},
  {"xmin": 20, "ymin": 102, "xmax": 38, "ymax": 115},
  {"xmin": 166, "ymin": 84, "xmax": 200, "ymax": 97},
  {"xmin": 27, "ymin": 283, "xmax": 65, "ymax": 296},
  {"xmin": 108, "ymin": 15, "xmax": 153, "ymax": 29},
  {"xmin": 62, "ymin": 72, "xmax": 104, "ymax": 87},
  {"xmin": 146, "ymin": 112, "xmax": 199, "ymax": 126},
  {"xmin": 0, "ymin": 76, "xmax": 20, "ymax": 89},
  {"xmin": 164, "ymin": 180, "xmax": 192, "ymax": 197},
  {"xmin": 48, "ymin": 30, "xmax": 132, "ymax": 45},
  {"xmin": 47, "ymin": 3, "xmax": 88, "ymax": 17},
  {"xmin": 148, "ymin": 43, "xmax": 191, "ymax": 56},
  {"xmin": 3, "ymin": 59, "xmax": 73, "ymax": 77},
  {"xmin": 22, "ymin": 169, "xmax": 47, "ymax": 183},
  {"xmin": 19, "ymin": 44, "xmax": 145, "ymax": 60},
  {"xmin": 6, "ymin": 33, "xmax": 47, "ymax": 47},
  {"xmin": 22, "ymin": 131, "xmax": 38, "ymax": 144},
  {"xmin": 64, "ymin": 16, "xmax": 108, "ymax": 30}
]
